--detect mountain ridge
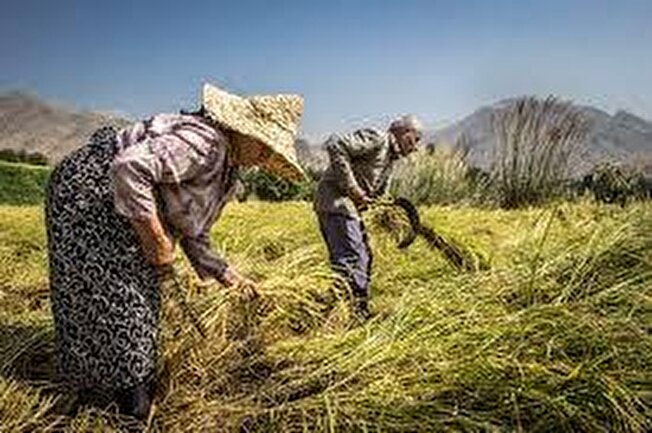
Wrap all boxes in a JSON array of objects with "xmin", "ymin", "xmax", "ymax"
[
  {"xmin": 428, "ymin": 99, "xmax": 652, "ymax": 175},
  {"xmin": 0, "ymin": 91, "xmax": 131, "ymax": 163},
  {"xmin": 1, "ymin": 92, "xmax": 650, "ymax": 175}
]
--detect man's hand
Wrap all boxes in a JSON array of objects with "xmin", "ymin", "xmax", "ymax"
[
  {"xmin": 221, "ymin": 267, "xmax": 259, "ymax": 300},
  {"xmin": 349, "ymin": 187, "xmax": 373, "ymax": 211}
]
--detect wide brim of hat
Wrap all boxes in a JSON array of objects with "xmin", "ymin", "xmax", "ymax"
[
  {"xmin": 227, "ymin": 133, "xmax": 307, "ymax": 182},
  {"xmin": 202, "ymin": 83, "xmax": 306, "ymax": 182}
]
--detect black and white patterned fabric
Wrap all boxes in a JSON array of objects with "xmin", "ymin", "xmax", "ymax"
[{"xmin": 45, "ymin": 127, "xmax": 161, "ymax": 391}]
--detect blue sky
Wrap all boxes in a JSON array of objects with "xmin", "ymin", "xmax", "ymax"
[{"xmin": 1, "ymin": 0, "xmax": 650, "ymax": 139}]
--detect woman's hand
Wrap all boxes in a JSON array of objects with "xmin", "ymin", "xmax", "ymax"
[
  {"xmin": 221, "ymin": 267, "xmax": 259, "ymax": 300},
  {"xmin": 129, "ymin": 215, "xmax": 175, "ymax": 266}
]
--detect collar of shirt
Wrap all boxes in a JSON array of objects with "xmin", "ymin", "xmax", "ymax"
[{"xmin": 387, "ymin": 131, "xmax": 401, "ymax": 161}]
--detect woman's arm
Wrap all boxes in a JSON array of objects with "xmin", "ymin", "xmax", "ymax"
[
  {"xmin": 180, "ymin": 233, "xmax": 255, "ymax": 289},
  {"xmin": 111, "ymin": 116, "xmax": 256, "ymax": 292},
  {"xmin": 111, "ymin": 114, "xmax": 223, "ymax": 262},
  {"xmin": 178, "ymin": 233, "xmax": 227, "ymax": 281},
  {"xmin": 130, "ymin": 215, "xmax": 175, "ymax": 266}
]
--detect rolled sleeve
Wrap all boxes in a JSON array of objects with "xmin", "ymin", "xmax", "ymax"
[
  {"xmin": 179, "ymin": 232, "xmax": 229, "ymax": 281},
  {"xmin": 111, "ymin": 142, "xmax": 162, "ymax": 219}
]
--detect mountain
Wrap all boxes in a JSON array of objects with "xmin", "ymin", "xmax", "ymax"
[
  {"xmin": 0, "ymin": 91, "xmax": 130, "ymax": 164},
  {"xmin": 430, "ymin": 99, "xmax": 652, "ymax": 175},
  {"xmin": 0, "ymin": 91, "xmax": 331, "ymax": 172},
  {"xmin": 294, "ymin": 137, "xmax": 328, "ymax": 174},
  {"xmin": 2, "ymin": 92, "xmax": 651, "ymax": 176}
]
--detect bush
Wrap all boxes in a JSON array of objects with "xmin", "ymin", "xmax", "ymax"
[
  {"xmin": 488, "ymin": 96, "xmax": 589, "ymax": 208},
  {"xmin": 391, "ymin": 98, "xmax": 590, "ymax": 209},
  {"xmin": 239, "ymin": 168, "xmax": 316, "ymax": 202},
  {"xmin": 0, "ymin": 149, "xmax": 49, "ymax": 166},
  {"xmin": 0, "ymin": 160, "xmax": 316, "ymax": 206},
  {"xmin": 583, "ymin": 163, "xmax": 652, "ymax": 206}
]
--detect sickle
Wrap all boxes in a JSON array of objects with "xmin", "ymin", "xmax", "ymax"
[{"xmin": 378, "ymin": 197, "xmax": 487, "ymax": 272}]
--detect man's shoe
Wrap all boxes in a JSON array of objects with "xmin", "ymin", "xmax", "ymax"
[
  {"xmin": 312, "ymin": 288, "xmax": 337, "ymax": 316},
  {"xmin": 351, "ymin": 297, "xmax": 373, "ymax": 325}
]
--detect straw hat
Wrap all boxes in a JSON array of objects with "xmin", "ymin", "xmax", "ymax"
[{"xmin": 202, "ymin": 83, "xmax": 306, "ymax": 182}]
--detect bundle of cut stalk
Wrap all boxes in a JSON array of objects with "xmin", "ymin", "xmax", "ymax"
[{"xmin": 370, "ymin": 197, "xmax": 489, "ymax": 272}]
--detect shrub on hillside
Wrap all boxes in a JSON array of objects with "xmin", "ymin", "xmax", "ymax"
[{"xmin": 0, "ymin": 149, "xmax": 48, "ymax": 166}]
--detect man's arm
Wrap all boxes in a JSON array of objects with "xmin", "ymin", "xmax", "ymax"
[{"xmin": 324, "ymin": 128, "xmax": 384, "ymax": 202}]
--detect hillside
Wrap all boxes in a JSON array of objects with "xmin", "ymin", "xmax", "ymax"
[
  {"xmin": 2, "ymin": 92, "xmax": 652, "ymax": 177},
  {"xmin": 0, "ymin": 92, "xmax": 130, "ymax": 164},
  {"xmin": 294, "ymin": 137, "xmax": 328, "ymax": 174},
  {"xmin": 430, "ymin": 99, "xmax": 652, "ymax": 175},
  {"xmin": 0, "ymin": 92, "xmax": 327, "ymax": 172}
]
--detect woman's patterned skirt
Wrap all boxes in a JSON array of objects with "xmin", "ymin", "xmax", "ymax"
[{"xmin": 45, "ymin": 127, "xmax": 161, "ymax": 391}]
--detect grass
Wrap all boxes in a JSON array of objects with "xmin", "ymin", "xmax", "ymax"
[
  {"xmin": 390, "ymin": 147, "xmax": 480, "ymax": 206},
  {"xmin": 0, "ymin": 200, "xmax": 651, "ymax": 432}
]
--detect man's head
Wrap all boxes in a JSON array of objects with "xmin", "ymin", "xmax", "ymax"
[{"xmin": 389, "ymin": 114, "xmax": 424, "ymax": 157}]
